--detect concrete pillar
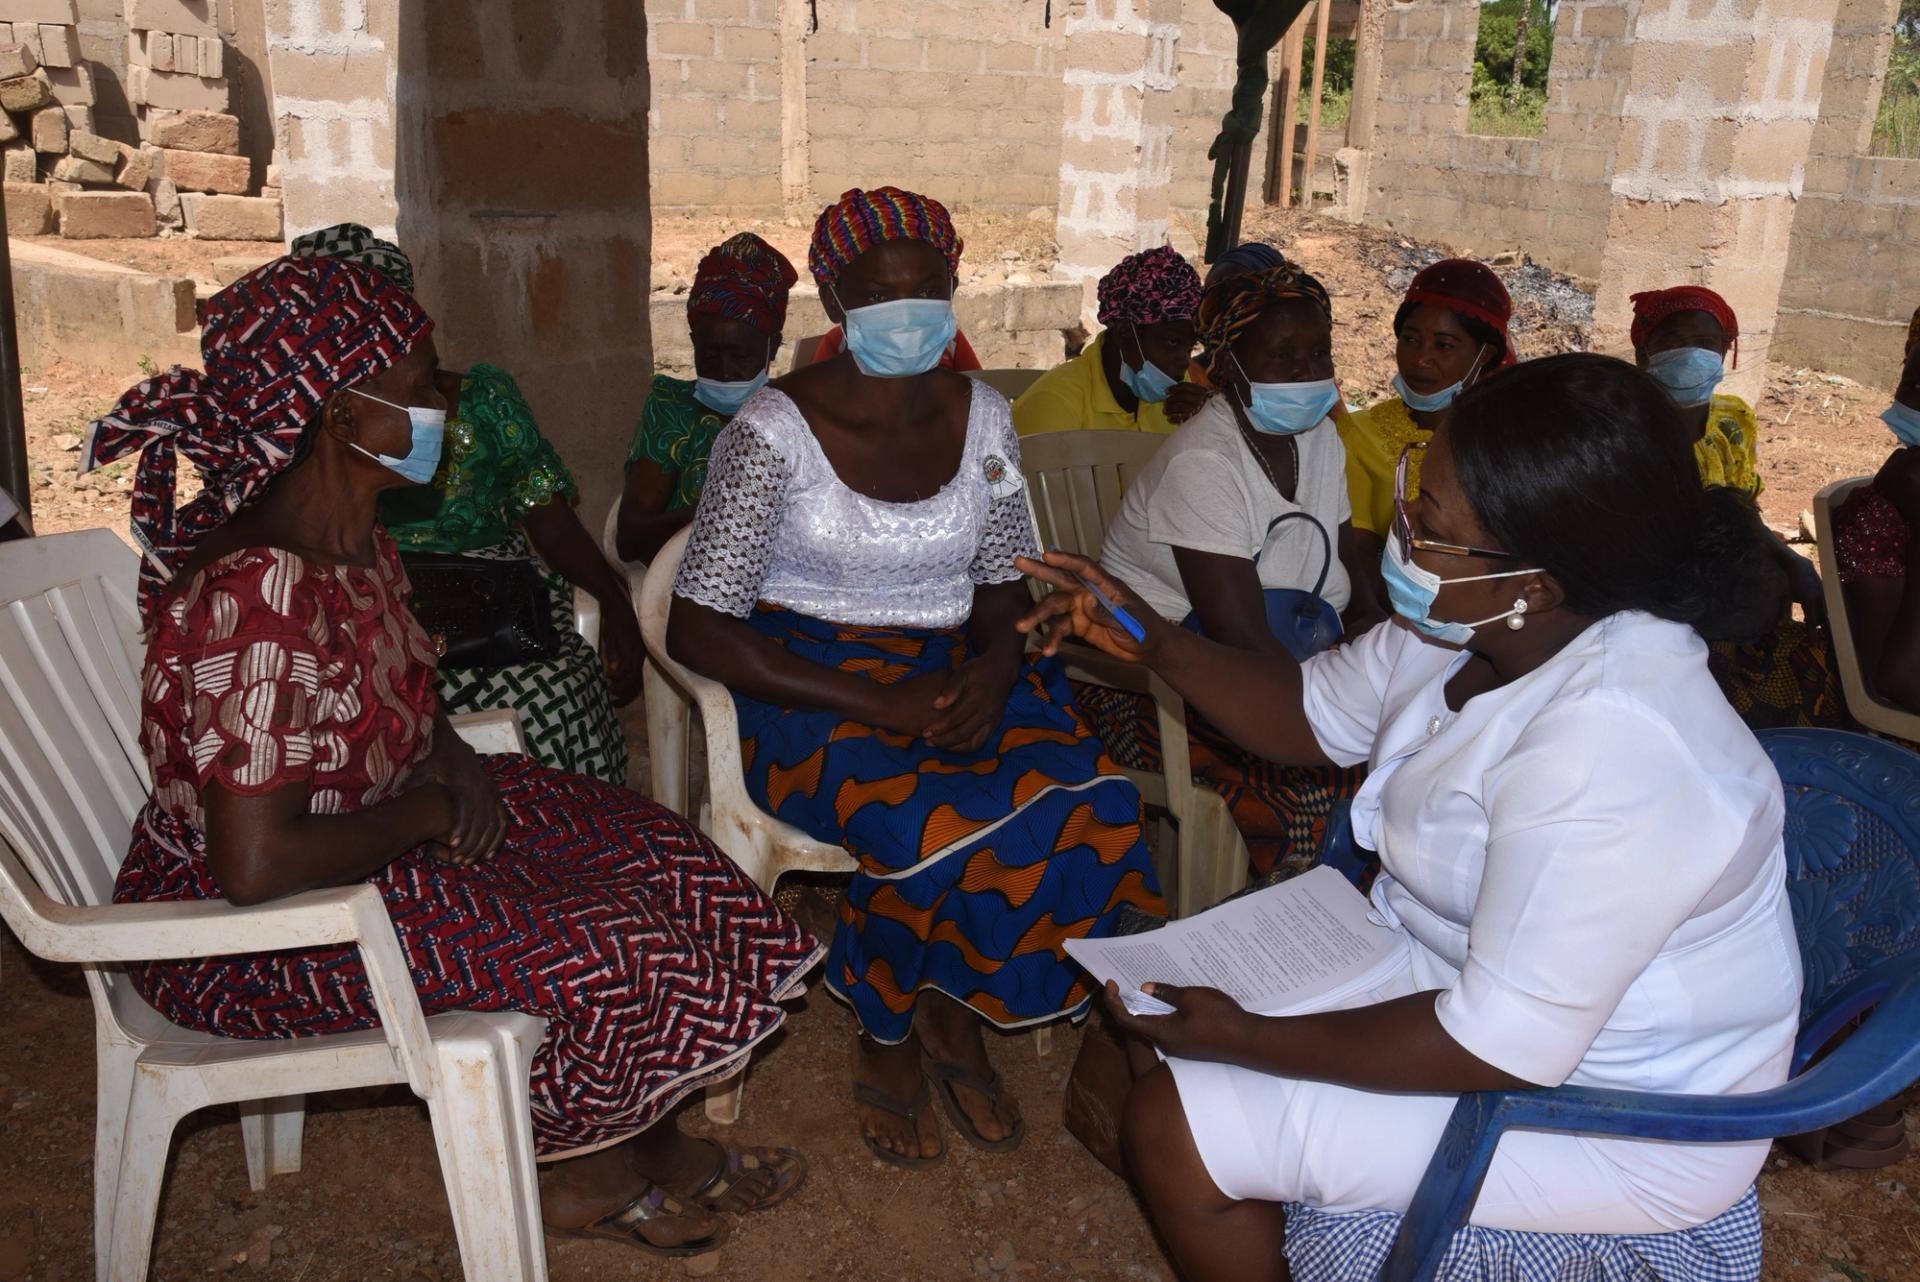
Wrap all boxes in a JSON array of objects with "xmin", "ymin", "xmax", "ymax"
[
  {"xmin": 262, "ymin": 0, "xmax": 399, "ymax": 237},
  {"xmin": 1592, "ymin": 0, "xmax": 1841, "ymax": 400},
  {"xmin": 394, "ymin": 0, "xmax": 651, "ymax": 529},
  {"xmin": 1054, "ymin": 0, "xmax": 1181, "ymax": 317}
]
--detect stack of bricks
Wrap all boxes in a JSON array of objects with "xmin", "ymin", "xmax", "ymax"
[{"xmin": 0, "ymin": 0, "xmax": 149, "ymax": 240}]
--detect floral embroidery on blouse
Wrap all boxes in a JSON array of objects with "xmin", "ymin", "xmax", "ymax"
[
  {"xmin": 379, "ymin": 363, "xmax": 579, "ymax": 554},
  {"xmin": 627, "ymin": 374, "xmax": 728, "ymax": 511}
]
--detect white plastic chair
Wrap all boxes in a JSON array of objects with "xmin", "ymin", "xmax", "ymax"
[
  {"xmin": 966, "ymin": 368, "xmax": 1044, "ymax": 402},
  {"xmin": 0, "ymin": 529, "xmax": 549, "ymax": 1282},
  {"xmin": 637, "ymin": 527, "xmax": 854, "ymax": 1121},
  {"xmin": 1813, "ymin": 476, "xmax": 1920, "ymax": 742},
  {"xmin": 1020, "ymin": 429, "xmax": 1253, "ymax": 916}
]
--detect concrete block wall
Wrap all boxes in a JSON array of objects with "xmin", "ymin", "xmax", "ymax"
[
  {"xmin": 263, "ymin": 0, "xmax": 395, "ymax": 236},
  {"xmin": 1590, "ymin": 0, "xmax": 1840, "ymax": 393},
  {"xmin": 1360, "ymin": 0, "xmax": 1633, "ymax": 285},
  {"xmin": 395, "ymin": 0, "xmax": 651, "ymax": 529},
  {"xmin": 647, "ymin": 0, "xmax": 782, "ymax": 210},
  {"xmin": 803, "ymin": 0, "xmax": 1067, "ymax": 212},
  {"xmin": 643, "ymin": 0, "xmax": 1245, "ymax": 220},
  {"xmin": 1774, "ymin": 0, "xmax": 1918, "ymax": 386}
]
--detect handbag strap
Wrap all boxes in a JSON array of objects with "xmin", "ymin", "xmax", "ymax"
[{"xmin": 1258, "ymin": 510, "xmax": 1333, "ymax": 600}]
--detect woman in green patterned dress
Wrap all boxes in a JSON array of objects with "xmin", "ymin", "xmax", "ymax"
[
  {"xmin": 617, "ymin": 234, "xmax": 797, "ymax": 564},
  {"xmin": 289, "ymin": 224, "xmax": 644, "ymax": 783}
]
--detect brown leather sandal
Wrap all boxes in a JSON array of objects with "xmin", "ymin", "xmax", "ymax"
[
  {"xmin": 547, "ymin": 1183, "xmax": 729, "ymax": 1257},
  {"xmin": 854, "ymin": 1076, "xmax": 945, "ymax": 1169},
  {"xmin": 681, "ymin": 1138, "xmax": 809, "ymax": 1213},
  {"xmin": 925, "ymin": 1057, "xmax": 1027, "ymax": 1153}
]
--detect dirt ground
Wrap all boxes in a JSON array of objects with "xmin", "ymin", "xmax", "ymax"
[{"xmin": 4, "ymin": 215, "xmax": 1918, "ymax": 1282}]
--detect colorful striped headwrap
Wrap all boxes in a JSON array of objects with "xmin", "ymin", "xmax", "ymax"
[
  {"xmin": 287, "ymin": 221, "xmax": 416, "ymax": 294},
  {"xmin": 1197, "ymin": 263, "xmax": 1332, "ymax": 378},
  {"xmin": 1629, "ymin": 285, "xmax": 1740, "ymax": 360},
  {"xmin": 1097, "ymin": 245, "xmax": 1203, "ymax": 328},
  {"xmin": 688, "ymin": 233, "xmax": 799, "ymax": 335},
  {"xmin": 807, "ymin": 186, "xmax": 964, "ymax": 288},
  {"xmin": 80, "ymin": 256, "xmax": 432, "ymax": 624},
  {"xmin": 1203, "ymin": 241, "xmax": 1288, "ymax": 289}
]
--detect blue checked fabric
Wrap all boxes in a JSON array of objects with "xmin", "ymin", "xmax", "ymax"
[{"xmin": 1284, "ymin": 1186, "xmax": 1762, "ymax": 1282}]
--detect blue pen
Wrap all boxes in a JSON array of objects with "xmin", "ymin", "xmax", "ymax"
[{"xmin": 1047, "ymin": 545, "xmax": 1148, "ymax": 643}]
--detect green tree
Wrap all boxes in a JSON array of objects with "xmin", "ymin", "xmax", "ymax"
[
  {"xmin": 1299, "ymin": 34, "xmax": 1356, "ymax": 93},
  {"xmin": 1474, "ymin": 0, "xmax": 1554, "ymax": 96}
]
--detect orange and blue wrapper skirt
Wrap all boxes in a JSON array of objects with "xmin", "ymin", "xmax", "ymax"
[{"xmin": 734, "ymin": 605, "xmax": 1165, "ymax": 1043}]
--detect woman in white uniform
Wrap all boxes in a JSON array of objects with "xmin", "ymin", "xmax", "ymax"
[{"xmin": 1018, "ymin": 352, "xmax": 1803, "ymax": 1280}]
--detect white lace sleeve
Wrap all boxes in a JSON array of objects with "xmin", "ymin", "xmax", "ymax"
[
  {"xmin": 970, "ymin": 395, "xmax": 1041, "ymax": 586},
  {"xmin": 672, "ymin": 420, "xmax": 791, "ymax": 618}
]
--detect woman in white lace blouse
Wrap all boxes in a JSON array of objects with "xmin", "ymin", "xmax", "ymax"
[{"xmin": 669, "ymin": 187, "xmax": 1164, "ymax": 1169}]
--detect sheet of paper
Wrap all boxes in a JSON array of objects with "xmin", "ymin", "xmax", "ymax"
[{"xmin": 1066, "ymin": 865, "xmax": 1405, "ymax": 1017}]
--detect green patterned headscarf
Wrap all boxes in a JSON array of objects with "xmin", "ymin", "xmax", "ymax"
[{"xmin": 287, "ymin": 222, "xmax": 416, "ymax": 294}]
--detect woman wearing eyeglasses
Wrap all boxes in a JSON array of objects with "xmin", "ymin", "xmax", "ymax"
[{"xmin": 1019, "ymin": 353, "xmax": 1800, "ymax": 1281}]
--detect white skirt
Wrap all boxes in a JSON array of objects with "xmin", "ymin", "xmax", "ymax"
[{"xmin": 1164, "ymin": 945, "xmax": 1771, "ymax": 1235}]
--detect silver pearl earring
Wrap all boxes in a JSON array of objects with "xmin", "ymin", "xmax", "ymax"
[{"xmin": 1506, "ymin": 598, "xmax": 1529, "ymax": 631}]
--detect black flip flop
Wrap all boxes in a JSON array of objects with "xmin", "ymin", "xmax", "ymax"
[
  {"xmin": 547, "ymin": 1183, "xmax": 729, "ymax": 1258},
  {"xmin": 854, "ymin": 1076, "xmax": 945, "ymax": 1169},
  {"xmin": 924, "ymin": 1058, "xmax": 1027, "ymax": 1153}
]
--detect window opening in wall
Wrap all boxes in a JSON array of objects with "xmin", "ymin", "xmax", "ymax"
[
  {"xmin": 1266, "ymin": 1, "xmax": 1357, "ymax": 210},
  {"xmin": 1872, "ymin": 0, "xmax": 1920, "ymax": 157},
  {"xmin": 1469, "ymin": 0, "xmax": 1554, "ymax": 138},
  {"xmin": 1301, "ymin": 30, "xmax": 1356, "ymax": 133}
]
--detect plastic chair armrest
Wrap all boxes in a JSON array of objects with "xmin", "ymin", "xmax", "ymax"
[
  {"xmin": 2, "ymin": 873, "xmax": 440, "ymax": 1098},
  {"xmin": 573, "ymin": 586, "xmax": 601, "ymax": 652},
  {"xmin": 448, "ymin": 708, "xmax": 529, "ymax": 755}
]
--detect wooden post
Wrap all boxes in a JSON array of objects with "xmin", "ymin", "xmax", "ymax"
[
  {"xmin": 1301, "ymin": 0, "xmax": 1331, "ymax": 208},
  {"xmin": 1273, "ymin": 18, "xmax": 1305, "ymax": 207}
]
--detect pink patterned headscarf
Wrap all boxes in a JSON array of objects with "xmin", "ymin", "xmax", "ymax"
[{"xmin": 1097, "ymin": 246, "xmax": 1203, "ymax": 327}]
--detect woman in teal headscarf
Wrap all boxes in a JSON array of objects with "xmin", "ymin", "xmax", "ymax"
[{"xmin": 289, "ymin": 223, "xmax": 644, "ymax": 784}]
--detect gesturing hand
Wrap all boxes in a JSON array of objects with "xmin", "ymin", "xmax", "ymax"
[
  {"xmin": 925, "ymin": 657, "xmax": 1019, "ymax": 753},
  {"xmin": 1014, "ymin": 550, "xmax": 1158, "ymax": 662},
  {"xmin": 410, "ymin": 735, "xmax": 508, "ymax": 866},
  {"xmin": 1100, "ymin": 981, "xmax": 1254, "ymax": 1064}
]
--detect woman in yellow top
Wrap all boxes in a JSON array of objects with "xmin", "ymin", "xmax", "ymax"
[
  {"xmin": 1631, "ymin": 285, "xmax": 1842, "ymax": 728},
  {"xmin": 1340, "ymin": 259, "xmax": 1514, "ymax": 598},
  {"xmin": 1012, "ymin": 245, "xmax": 1209, "ymax": 436}
]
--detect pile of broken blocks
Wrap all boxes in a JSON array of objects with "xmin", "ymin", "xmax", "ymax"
[{"xmin": 0, "ymin": 0, "xmax": 280, "ymax": 242}]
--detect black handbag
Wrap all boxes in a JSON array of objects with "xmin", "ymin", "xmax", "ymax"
[{"xmin": 398, "ymin": 550, "xmax": 560, "ymax": 669}]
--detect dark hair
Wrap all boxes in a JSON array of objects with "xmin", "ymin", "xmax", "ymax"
[
  {"xmin": 1393, "ymin": 299, "xmax": 1507, "ymax": 365},
  {"xmin": 1447, "ymin": 352, "xmax": 1786, "ymax": 642}
]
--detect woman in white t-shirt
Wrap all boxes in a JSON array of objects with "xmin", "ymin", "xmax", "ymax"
[
  {"xmin": 1084, "ymin": 264, "xmax": 1382, "ymax": 878},
  {"xmin": 1019, "ymin": 352, "xmax": 1802, "ymax": 1280}
]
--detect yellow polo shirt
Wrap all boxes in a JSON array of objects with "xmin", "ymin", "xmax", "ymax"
[{"xmin": 1011, "ymin": 332, "xmax": 1181, "ymax": 437}]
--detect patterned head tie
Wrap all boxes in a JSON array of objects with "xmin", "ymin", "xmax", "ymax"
[
  {"xmin": 807, "ymin": 186, "xmax": 964, "ymax": 288},
  {"xmin": 287, "ymin": 221, "xmax": 416, "ymax": 293},
  {"xmin": 688, "ymin": 233, "xmax": 799, "ymax": 336},
  {"xmin": 1629, "ymin": 285, "xmax": 1740, "ymax": 362},
  {"xmin": 81, "ymin": 256, "xmax": 432, "ymax": 624},
  {"xmin": 1097, "ymin": 245, "xmax": 1203, "ymax": 328},
  {"xmin": 1401, "ymin": 258, "xmax": 1517, "ymax": 368},
  {"xmin": 1196, "ymin": 263, "xmax": 1332, "ymax": 379}
]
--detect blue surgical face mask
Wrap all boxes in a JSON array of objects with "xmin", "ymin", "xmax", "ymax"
[
  {"xmin": 349, "ymin": 388, "xmax": 445, "ymax": 485},
  {"xmin": 1231, "ymin": 352, "xmax": 1340, "ymax": 435},
  {"xmin": 834, "ymin": 287, "xmax": 957, "ymax": 378},
  {"xmin": 1118, "ymin": 325, "xmax": 1180, "ymax": 404},
  {"xmin": 1391, "ymin": 346, "xmax": 1488, "ymax": 414},
  {"xmin": 694, "ymin": 350, "xmax": 770, "ymax": 416},
  {"xmin": 1645, "ymin": 346, "xmax": 1726, "ymax": 408},
  {"xmin": 1380, "ymin": 527, "xmax": 1536, "ymax": 645},
  {"xmin": 1882, "ymin": 400, "xmax": 1920, "ymax": 448}
]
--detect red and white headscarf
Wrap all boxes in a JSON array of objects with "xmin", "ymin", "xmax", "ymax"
[{"xmin": 82, "ymin": 256, "xmax": 432, "ymax": 623}]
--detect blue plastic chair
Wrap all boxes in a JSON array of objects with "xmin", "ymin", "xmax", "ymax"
[{"xmin": 1310, "ymin": 728, "xmax": 1920, "ymax": 1282}]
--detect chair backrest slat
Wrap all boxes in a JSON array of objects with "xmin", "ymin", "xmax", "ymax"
[
  {"xmin": 1019, "ymin": 430, "xmax": 1168, "ymax": 566},
  {"xmin": 0, "ymin": 531, "xmax": 151, "ymax": 908}
]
